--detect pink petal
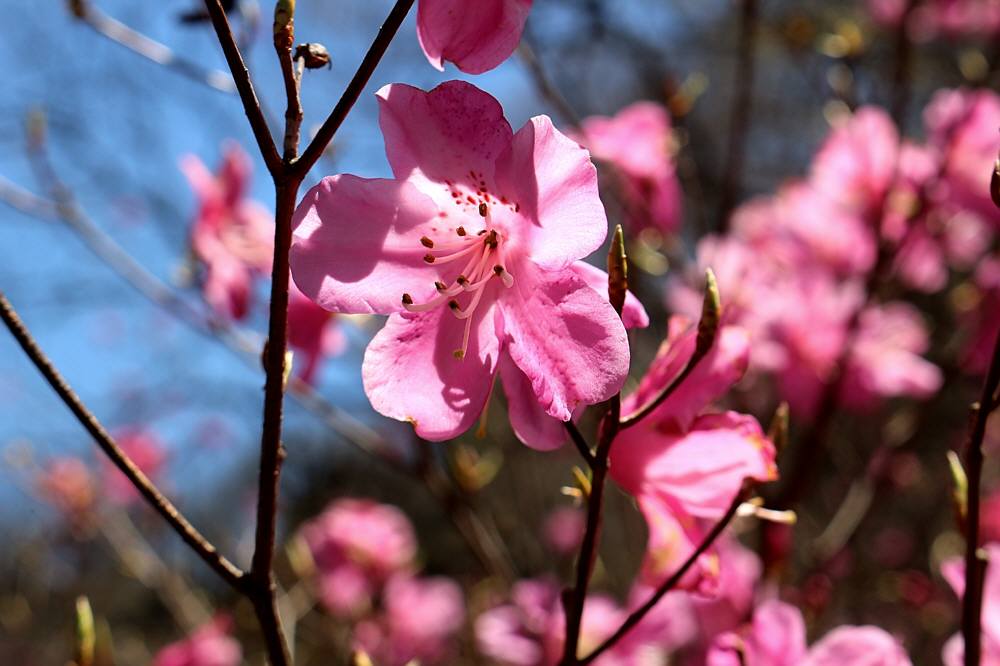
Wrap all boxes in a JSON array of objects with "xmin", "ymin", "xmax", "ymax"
[
  {"xmin": 803, "ymin": 626, "xmax": 912, "ymax": 666},
  {"xmin": 621, "ymin": 316, "xmax": 750, "ymax": 430},
  {"xmin": 416, "ymin": 0, "xmax": 532, "ymax": 74},
  {"xmin": 633, "ymin": 492, "xmax": 716, "ymax": 591},
  {"xmin": 290, "ymin": 175, "xmax": 443, "ymax": 315},
  {"xmin": 501, "ymin": 264, "xmax": 629, "ymax": 421},
  {"xmin": 498, "ymin": 353, "xmax": 567, "ymax": 450},
  {"xmin": 362, "ymin": 302, "xmax": 501, "ymax": 441},
  {"xmin": 750, "ymin": 600, "xmax": 808, "ymax": 666},
  {"xmin": 569, "ymin": 260, "xmax": 650, "ymax": 329},
  {"xmin": 495, "ymin": 116, "xmax": 609, "ymax": 270},
  {"xmin": 377, "ymin": 81, "xmax": 513, "ymax": 201}
]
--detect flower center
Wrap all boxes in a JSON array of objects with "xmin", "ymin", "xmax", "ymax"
[{"xmin": 401, "ymin": 203, "xmax": 514, "ymax": 360}]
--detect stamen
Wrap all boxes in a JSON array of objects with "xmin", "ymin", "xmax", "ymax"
[
  {"xmin": 429, "ymin": 241, "xmax": 481, "ymax": 264},
  {"xmin": 456, "ymin": 276, "xmax": 468, "ymax": 286},
  {"xmin": 448, "ymin": 299, "xmax": 460, "ymax": 311},
  {"xmin": 494, "ymin": 265, "xmax": 515, "ymax": 288},
  {"xmin": 456, "ymin": 226, "xmax": 467, "ymax": 236},
  {"xmin": 402, "ymin": 293, "xmax": 413, "ymax": 305},
  {"xmin": 423, "ymin": 254, "xmax": 435, "ymax": 264},
  {"xmin": 420, "ymin": 236, "xmax": 434, "ymax": 248},
  {"xmin": 479, "ymin": 202, "xmax": 488, "ymax": 217}
]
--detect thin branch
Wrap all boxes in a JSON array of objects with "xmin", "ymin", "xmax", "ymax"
[
  {"xmin": 716, "ymin": 0, "xmax": 759, "ymax": 230},
  {"xmin": 565, "ymin": 422, "xmax": 595, "ymax": 467},
  {"xmin": 68, "ymin": 0, "xmax": 237, "ymax": 95},
  {"xmin": 0, "ymin": 291, "xmax": 246, "ymax": 590},
  {"xmin": 274, "ymin": 4, "xmax": 303, "ymax": 161},
  {"xmin": 202, "ymin": 0, "xmax": 283, "ymax": 176},
  {"xmin": 962, "ymin": 329, "xmax": 1000, "ymax": 666},
  {"xmin": 294, "ymin": 0, "xmax": 416, "ymax": 177},
  {"xmin": 580, "ymin": 486, "xmax": 750, "ymax": 664}
]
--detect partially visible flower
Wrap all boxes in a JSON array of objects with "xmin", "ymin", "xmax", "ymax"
[
  {"xmin": 300, "ymin": 498, "xmax": 417, "ymax": 617},
  {"xmin": 152, "ymin": 617, "xmax": 242, "ymax": 666},
  {"xmin": 541, "ymin": 506, "xmax": 585, "ymax": 556},
  {"xmin": 354, "ymin": 575, "xmax": 465, "ymax": 666},
  {"xmin": 417, "ymin": 0, "xmax": 532, "ymax": 74},
  {"xmin": 103, "ymin": 428, "xmax": 166, "ymax": 506},
  {"xmin": 609, "ymin": 316, "xmax": 778, "ymax": 591},
  {"xmin": 692, "ymin": 539, "xmax": 763, "ymax": 640},
  {"xmin": 960, "ymin": 255, "xmax": 1000, "ymax": 374},
  {"xmin": 36, "ymin": 457, "xmax": 94, "ymax": 521},
  {"xmin": 867, "ymin": 0, "xmax": 1000, "ymax": 38},
  {"xmin": 291, "ymin": 81, "xmax": 640, "ymax": 446},
  {"xmin": 578, "ymin": 102, "xmax": 683, "ymax": 235},
  {"xmin": 941, "ymin": 542, "xmax": 1000, "ymax": 665},
  {"xmin": 287, "ymin": 282, "xmax": 346, "ymax": 386},
  {"xmin": 181, "ymin": 143, "xmax": 273, "ymax": 320}
]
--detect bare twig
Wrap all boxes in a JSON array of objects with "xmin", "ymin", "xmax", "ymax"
[
  {"xmin": 962, "ymin": 330, "xmax": 1000, "ymax": 666},
  {"xmin": 564, "ymin": 422, "xmax": 596, "ymax": 468},
  {"xmin": 0, "ymin": 291, "xmax": 246, "ymax": 589}
]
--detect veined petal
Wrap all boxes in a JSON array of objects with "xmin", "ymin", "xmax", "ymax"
[
  {"xmin": 569, "ymin": 260, "xmax": 650, "ymax": 329},
  {"xmin": 377, "ymin": 81, "xmax": 513, "ymax": 199},
  {"xmin": 290, "ymin": 175, "xmax": 443, "ymax": 315},
  {"xmin": 362, "ymin": 301, "xmax": 502, "ymax": 441},
  {"xmin": 498, "ymin": 353, "xmax": 566, "ymax": 451},
  {"xmin": 495, "ymin": 116, "xmax": 608, "ymax": 270},
  {"xmin": 416, "ymin": 0, "xmax": 532, "ymax": 74},
  {"xmin": 501, "ymin": 263, "xmax": 629, "ymax": 421}
]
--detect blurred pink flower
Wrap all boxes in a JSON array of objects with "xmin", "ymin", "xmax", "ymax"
[
  {"xmin": 152, "ymin": 617, "xmax": 242, "ymax": 666},
  {"xmin": 36, "ymin": 457, "xmax": 95, "ymax": 521},
  {"xmin": 287, "ymin": 282, "xmax": 345, "ymax": 386},
  {"xmin": 181, "ymin": 143, "xmax": 273, "ymax": 320},
  {"xmin": 354, "ymin": 575, "xmax": 465, "ymax": 666},
  {"xmin": 579, "ymin": 101, "xmax": 683, "ymax": 234},
  {"xmin": 868, "ymin": 0, "xmax": 1000, "ymax": 38},
  {"xmin": 692, "ymin": 539, "xmax": 763, "ymax": 640},
  {"xmin": 300, "ymin": 498, "xmax": 416, "ymax": 617},
  {"xmin": 609, "ymin": 316, "xmax": 778, "ymax": 591},
  {"xmin": 941, "ymin": 542, "xmax": 1000, "ymax": 665},
  {"xmin": 417, "ymin": 0, "xmax": 532, "ymax": 74},
  {"xmin": 290, "ymin": 80, "xmax": 634, "ymax": 445},
  {"xmin": 103, "ymin": 428, "xmax": 166, "ymax": 506},
  {"xmin": 541, "ymin": 506, "xmax": 586, "ymax": 556},
  {"xmin": 961, "ymin": 256, "xmax": 1000, "ymax": 374},
  {"xmin": 708, "ymin": 599, "xmax": 912, "ymax": 665}
]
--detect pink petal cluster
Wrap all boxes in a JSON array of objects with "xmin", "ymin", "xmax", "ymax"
[
  {"xmin": 291, "ymin": 80, "xmax": 646, "ymax": 446},
  {"xmin": 300, "ymin": 498, "xmax": 417, "ymax": 617},
  {"xmin": 475, "ymin": 578, "xmax": 686, "ymax": 665},
  {"xmin": 609, "ymin": 316, "xmax": 778, "ymax": 590},
  {"xmin": 353, "ymin": 574, "xmax": 465, "ymax": 666},
  {"xmin": 941, "ymin": 542, "xmax": 1000, "ymax": 664},
  {"xmin": 578, "ymin": 102, "xmax": 683, "ymax": 234},
  {"xmin": 867, "ymin": 0, "xmax": 1000, "ymax": 38},
  {"xmin": 671, "ymin": 106, "xmax": 949, "ymax": 417},
  {"xmin": 182, "ymin": 143, "xmax": 344, "ymax": 385},
  {"xmin": 36, "ymin": 457, "xmax": 95, "ymax": 522},
  {"xmin": 707, "ymin": 599, "xmax": 912, "ymax": 666},
  {"xmin": 417, "ymin": 0, "xmax": 532, "ymax": 74},
  {"xmin": 152, "ymin": 617, "xmax": 242, "ymax": 666},
  {"xmin": 102, "ymin": 427, "xmax": 166, "ymax": 505}
]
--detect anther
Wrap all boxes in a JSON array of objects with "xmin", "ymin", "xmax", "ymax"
[
  {"xmin": 485, "ymin": 230, "xmax": 499, "ymax": 249},
  {"xmin": 478, "ymin": 202, "xmax": 489, "ymax": 217},
  {"xmin": 434, "ymin": 281, "xmax": 447, "ymax": 292},
  {"xmin": 423, "ymin": 254, "xmax": 436, "ymax": 264},
  {"xmin": 420, "ymin": 236, "xmax": 434, "ymax": 248},
  {"xmin": 456, "ymin": 226, "xmax": 467, "ymax": 236},
  {"xmin": 477, "ymin": 229, "xmax": 488, "ymax": 236},
  {"xmin": 456, "ymin": 275, "xmax": 469, "ymax": 286},
  {"xmin": 453, "ymin": 349, "xmax": 466, "ymax": 359},
  {"xmin": 402, "ymin": 293, "xmax": 413, "ymax": 305},
  {"xmin": 493, "ymin": 265, "xmax": 504, "ymax": 276},
  {"xmin": 448, "ymin": 299, "xmax": 460, "ymax": 311}
]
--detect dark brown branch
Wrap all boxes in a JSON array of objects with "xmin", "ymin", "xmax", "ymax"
[
  {"xmin": 293, "ymin": 0, "xmax": 416, "ymax": 177},
  {"xmin": 716, "ymin": 0, "xmax": 759, "ymax": 230},
  {"xmin": 963, "ymin": 330, "xmax": 1000, "ymax": 666},
  {"xmin": 274, "ymin": 2, "xmax": 303, "ymax": 161},
  {"xmin": 580, "ymin": 486, "xmax": 750, "ymax": 664},
  {"xmin": 565, "ymin": 421, "xmax": 595, "ymax": 467},
  {"xmin": 202, "ymin": 0, "xmax": 283, "ymax": 176},
  {"xmin": 0, "ymin": 291, "xmax": 246, "ymax": 590}
]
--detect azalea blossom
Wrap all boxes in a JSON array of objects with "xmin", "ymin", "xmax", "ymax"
[
  {"xmin": 300, "ymin": 498, "xmax": 417, "ymax": 617},
  {"xmin": 152, "ymin": 617, "xmax": 242, "ymax": 666},
  {"xmin": 578, "ymin": 101, "xmax": 683, "ymax": 234},
  {"xmin": 291, "ymin": 80, "xmax": 640, "ymax": 445},
  {"xmin": 708, "ymin": 599, "xmax": 912, "ymax": 666},
  {"xmin": 353, "ymin": 575, "xmax": 465, "ymax": 666},
  {"xmin": 417, "ymin": 0, "xmax": 532, "ymax": 74},
  {"xmin": 609, "ymin": 316, "xmax": 778, "ymax": 590},
  {"xmin": 940, "ymin": 542, "xmax": 1000, "ymax": 665},
  {"xmin": 287, "ymin": 282, "xmax": 346, "ymax": 386}
]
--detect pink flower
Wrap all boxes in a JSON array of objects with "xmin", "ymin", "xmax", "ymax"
[
  {"xmin": 287, "ymin": 282, "xmax": 346, "ymax": 386},
  {"xmin": 691, "ymin": 539, "xmax": 763, "ymax": 640},
  {"xmin": 868, "ymin": 0, "xmax": 1000, "ymax": 38},
  {"xmin": 36, "ymin": 457, "xmax": 95, "ymax": 521},
  {"xmin": 354, "ymin": 575, "xmax": 465, "ymax": 666},
  {"xmin": 541, "ymin": 506, "xmax": 586, "ymax": 556},
  {"xmin": 961, "ymin": 256, "xmax": 1000, "ymax": 374},
  {"xmin": 578, "ymin": 102, "xmax": 683, "ymax": 234},
  {"xmin": 103, "ymin": 428, "xmax": 166, "ymax": 506},
  {"xmin": 709, "ymin": 600, "xmax": 912, "ymax": 666},
  {"xmin": 152, "ymin": 617, "xmax": 242, "ymax": 666},
  {"xmin": 300, "ymin": 498, "xmax": 417, "ymax": 617},
  {"xmin": 291, "ymin": 81, "xmax": 638, "ymax": 445},
  {"xmin": 941, "ymin": 542, "xmax": 1000, "ymax": 665},
  {"xmin": 609, "ymin": 316, "xmax": 778, "ymax": 590},
  {"xmin": 417, "ymin": 0, "xmax": 532, "ymax": 74},
  {"xmin": 181, "ymin": 143, "xmax": 273, "ymax": 320}
]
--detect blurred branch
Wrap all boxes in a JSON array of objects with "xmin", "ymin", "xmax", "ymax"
[
  {"xmin": 716, "ymin": 0, "xmax": 759, "ymax": 230},
  {"xmin": 66, "ymin": 0, "xmax": 238, "ymax": 95},
  {"xmin": 890, "ymin": 0, "xmax": 919, "ymax": 127},
  {"xmin": 0, "ymin": 290, "xmax": 246, "ymax": 589},
  {"xmin": 580, "ymin": 485, "xmax": 752, "ymax": 664}
]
